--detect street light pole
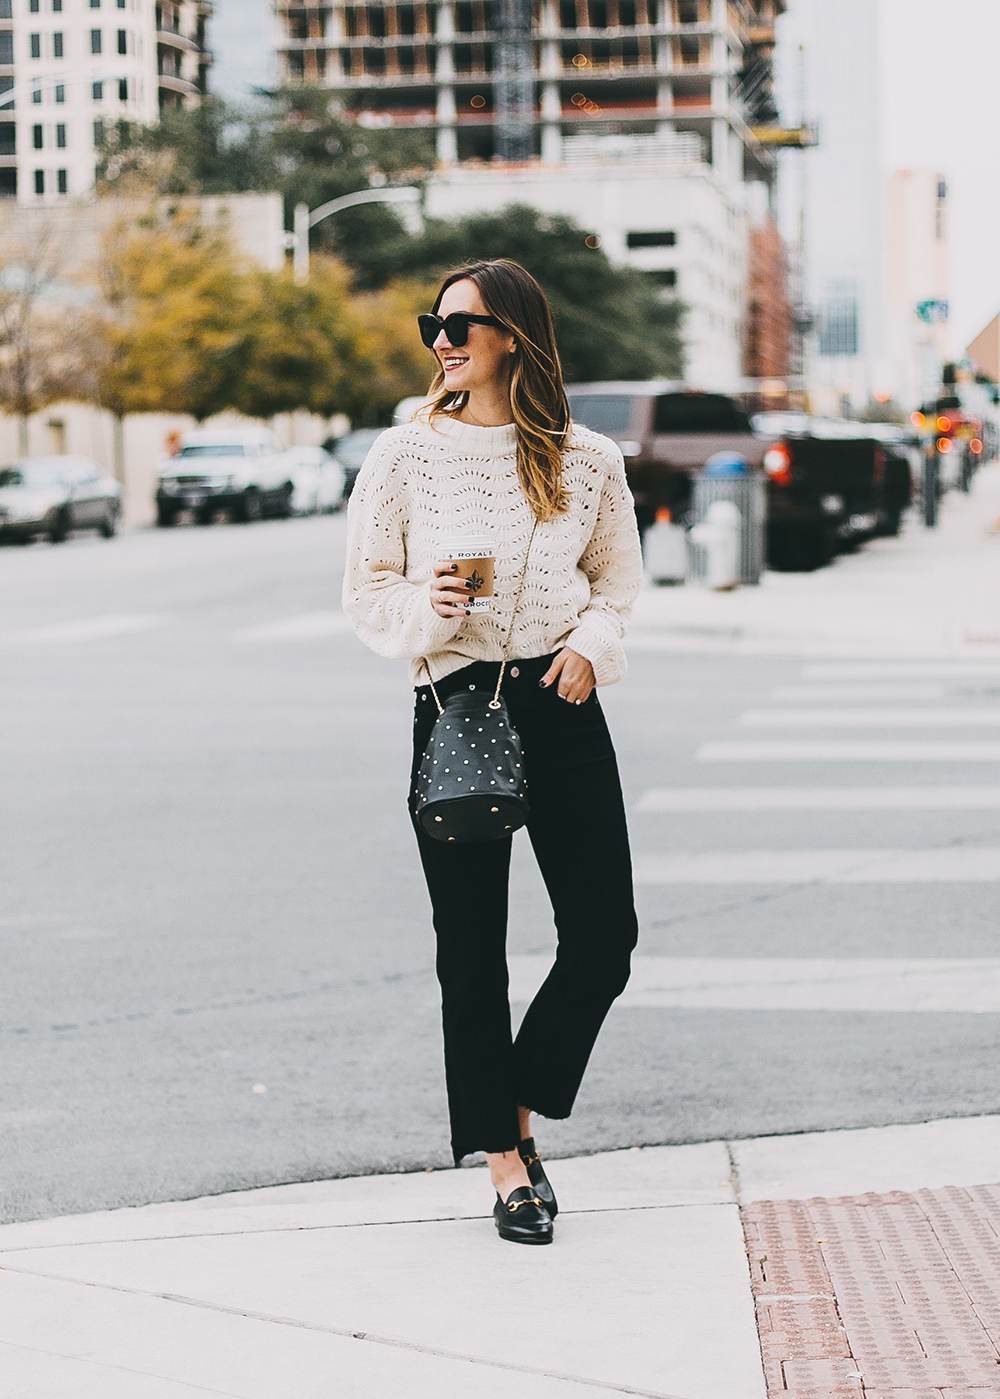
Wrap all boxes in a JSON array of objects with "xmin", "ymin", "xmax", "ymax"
[{"xmin": 292, "ymin": 187, "xmax": 422, "ymax": 285}]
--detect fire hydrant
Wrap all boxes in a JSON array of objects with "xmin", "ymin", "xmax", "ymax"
[{"xmin": 691, "ymin": 499, "xmax": 741, "ymax": 591}]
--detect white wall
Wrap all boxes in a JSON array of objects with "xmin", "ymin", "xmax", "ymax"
[{"xmin": 0, "ymin": 190, "xmax": 287, "ymax": 276}]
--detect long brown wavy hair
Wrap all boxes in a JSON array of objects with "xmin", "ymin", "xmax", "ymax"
[{"xmin": 424, "ymin": 259, "xmax": 570, "ymax": 521}]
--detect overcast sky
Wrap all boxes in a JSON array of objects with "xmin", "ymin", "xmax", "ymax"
[
  {"xmin": 878, "ymin": 0, "xmax": 1000, "ymax": 352},
  {"xmin": 210, "ymin": 0, "xmax": 273, "ymax": 100}
]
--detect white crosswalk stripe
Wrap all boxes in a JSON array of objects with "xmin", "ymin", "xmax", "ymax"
[
  {"xmin": 635, "ymin": 787, "xmax": 1000, "ymax": 811},
  {"xmin": 1, "ymin": 614, "xmax": 170, "ymax": 644},
  {"xmin": 697, "ymin": 740, "xmax": 1000, "ymax": 761},
  {"xmin": 801, "ymin": 662, "xmax": 1000, "ymax": 679},
  {"xmin": 772, "ymin": 684, "xmax": 953, "ymax": 701},
  {"xmin": 230, "ymin": 612, "xmax": 351, "ymax": 642},
  {"xmin": 508, "ymin": 956, "xmax": 1000, "ymax": 1011},
  {"xmin": 739, "ymin": 707, "xmax": 1000, "ymax": 728},
  {"xmin": 633, "ymin": 848, "xmax": 1000, "ymax": 883}
]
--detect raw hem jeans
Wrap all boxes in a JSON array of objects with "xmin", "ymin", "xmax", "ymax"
[{"xmin": 409, "ymin": 652, "xmax": 639, "ymax": 1165}]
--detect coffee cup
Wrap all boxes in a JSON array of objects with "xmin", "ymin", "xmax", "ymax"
[{"xmin": 441, "ymin": 535, "xmax": 495, "ymax": 611}]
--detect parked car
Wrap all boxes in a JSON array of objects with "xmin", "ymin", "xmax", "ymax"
[
  {"xmin": 324, "ymin": 428, "xmax": 386, "ymax": 500},
  {"xmin": 281, "ymin": 445, "xmax": 346, "ymax": 514},
  {"xmin": 156, "ymin": 429, "xmax": 292, "ymax": 527},
  {"xmin": 393, "ymin": 395, "xmax": 431, "ymax": 426},
  {"xmin": 0, "ymin": 455, "xmax": 121, "ymax": 543},
  {"xmin": 566, "ymin": 382, "xmax": 771, "ymax": 532},
  {"xmin": 752, "ymin": 415, "xmax": 914, "ymax": 570},
  {"xmin": 859, "ymin": 423, "xmax": 918, "ymax": 536}
]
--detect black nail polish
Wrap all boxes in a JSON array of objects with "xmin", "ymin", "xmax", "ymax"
[{"xmin": 465, "ymin": 609, "xmax": 471, "ymax": 615}]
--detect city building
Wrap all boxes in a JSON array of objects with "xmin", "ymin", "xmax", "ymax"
[
  {"xmin": 0, "ymin": 0, "xmax": 212, "ymax": 204},
  {"xmin": 273, "ymin": 0, "xmax": 788, "ymax": 390},
  {"xmin": 742, "ymin": 203, "xmax": 790, "ymax": 384},
  {"xmin": 967, "ymin": 314, "xmax": 1000, "ymax": 386},
  {"xmin": 274, "ymin": 0, "xmax": 784, "ymax": 176},
  {"xmin": 156, "ymin": 2, "xmax": 213, "ymax": 109},
  {"xmin": 425, "ymin": 138, "xmax": 750, "ymax": 389},
  {"xmin": 773, "ymin": 0, "xmax": 882, "ymax": 415},
  {"xmin": 884, "ymin": 169, "xmax": 949, "ymax": 409}
]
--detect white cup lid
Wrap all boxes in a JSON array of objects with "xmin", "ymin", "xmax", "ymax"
[{"xmin": 441, "ymin": 535, "xmax": 495, "ymax": 553}]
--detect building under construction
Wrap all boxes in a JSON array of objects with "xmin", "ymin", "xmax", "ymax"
[{"xmin": 274, "ymin": 0, "xmax": 785, "ymax": 179}]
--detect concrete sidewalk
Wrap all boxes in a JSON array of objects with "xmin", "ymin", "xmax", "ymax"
[
  {"xmin": 629, "ymin": 462, "xmax": 1000, "ymax": 659},
  {"xmin": 4, "ymin": 1115, "xmax": 1000, "ymax": 1398}
]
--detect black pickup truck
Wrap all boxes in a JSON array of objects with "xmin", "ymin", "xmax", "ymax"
[{"xmin": 753, "ymin": 414, "xmax": 915, "ymax": 570}]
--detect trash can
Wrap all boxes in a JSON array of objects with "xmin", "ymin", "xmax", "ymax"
[{"xmin": 689, "ymin": 452, "xmax": 767, "ymax": 586}]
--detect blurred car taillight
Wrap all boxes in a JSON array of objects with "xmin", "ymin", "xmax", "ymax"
[{"xmin": 763, "ymin": 441, "xmax": 793, "ymax": 486}]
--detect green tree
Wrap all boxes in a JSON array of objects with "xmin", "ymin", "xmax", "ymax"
[
  {"xmin": 354, "ymin": 205, "xmax": 685, "ymax": 382},
  {"xmin": 96, "ymin": 99, "xmax": 280, "ymax": 196},
  {"xmin": 348, "ymin": 275, "xmax": 439, "ymax": 423},
  {"xmin": 232, "ymin": 259, "xmax": 364, "ymax": 421},
  {"xmin": 89, "ymin": 204, "xmax": 255, "ymax": 473},
  {"xmin": 95, "ymin": 89, "xmax": 435, "ymax": 266},
  {"xmin": 225, "ymin": 261, "xmax": 432, "ymax": 426}
]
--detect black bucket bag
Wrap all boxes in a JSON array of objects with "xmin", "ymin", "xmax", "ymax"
[{"xmin": 414, "ymin": 522, "xmax": 537, "ymax": 844}]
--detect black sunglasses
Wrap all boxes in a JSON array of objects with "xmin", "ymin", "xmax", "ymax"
[{"xmin": 417, "ymin": 312, "xmax": 506, "ymax": 349}]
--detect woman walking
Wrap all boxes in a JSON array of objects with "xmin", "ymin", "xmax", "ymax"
[{"xmin": 344, "ymin": 259, "xmax": 642, "ymax": 1245}]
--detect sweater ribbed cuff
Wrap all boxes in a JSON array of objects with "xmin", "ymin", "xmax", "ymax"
[{"xmin": 563, "ymin": 624, "xmax": 627, "ymax": 688}]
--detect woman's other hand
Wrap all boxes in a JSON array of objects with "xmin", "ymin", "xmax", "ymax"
[
  {"xmin": 539, "ymin": 648, "xmax": 596, "ymax": 704},
  {"xmin": 430, "ymin": 561, "xmax": 473, "ymax": 618}
]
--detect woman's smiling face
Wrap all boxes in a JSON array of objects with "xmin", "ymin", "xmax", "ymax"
[{"xmin": 433, "ymin": 279, "xmax": 517, "ymax": 398}]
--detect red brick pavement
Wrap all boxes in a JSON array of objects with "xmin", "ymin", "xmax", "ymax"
[{"xmin": 743, "ymin": 1184, "xmax": 1000, "ymax": 1398}]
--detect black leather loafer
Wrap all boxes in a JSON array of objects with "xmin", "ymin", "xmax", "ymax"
[
  {"xmin": 518, "ymin": 1137, "xmax": 558, "ymax": 1219},
  {"xmin": 494, "ymin": 1186, "xmax": 553, "ymax": 1245}
]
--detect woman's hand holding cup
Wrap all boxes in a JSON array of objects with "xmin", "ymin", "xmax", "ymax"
[
  {"xmin": 430, "ymin": 561, "xmax": 474, "ymax": 618},
  {"xmin": 431, "ymin": 536, "xmax": 496, "ymax": 619}
]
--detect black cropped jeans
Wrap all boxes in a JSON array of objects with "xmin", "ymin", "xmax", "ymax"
[{"xmin": 410, "ymin": 652, "xmax": 639, "ymax": 1164}]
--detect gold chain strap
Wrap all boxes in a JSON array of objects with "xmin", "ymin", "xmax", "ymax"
[{"xmin": 425, "ymin": 518, "xmax": 539, "ymax": 715}]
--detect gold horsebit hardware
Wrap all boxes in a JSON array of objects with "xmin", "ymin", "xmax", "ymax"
[
  {"xmin": 522, "ymin": 1152, "xmax": 540, "ymax": 1167},
  {"xmin": 506, "ymin": 1195, "xmax": 543, "ymax": 1212}
]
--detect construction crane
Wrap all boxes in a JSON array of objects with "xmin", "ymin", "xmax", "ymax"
[
  {"xmin": 495, "ymin": 0, "xmax": 534, "ymax": 162},
  {"xmin": 750, "ymin": 124, "xmax": 819, "ymax": 148}
]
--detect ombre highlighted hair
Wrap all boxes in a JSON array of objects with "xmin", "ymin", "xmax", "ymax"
[{"xmin": 424, "ymin": 259, "xmax": 571, "ymax": 521}]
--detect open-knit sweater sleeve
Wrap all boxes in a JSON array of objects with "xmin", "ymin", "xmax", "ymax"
[
  {"xmin": 342, "ymin": 434, "xmax": 464, "ymax": 661},
  {"xmin": 562, "ymin": 445, "xmax": 642, "ymax": 687},
  {"xmin": 342, "ymin": 415, "xmax": 642, "ymax": 686}
]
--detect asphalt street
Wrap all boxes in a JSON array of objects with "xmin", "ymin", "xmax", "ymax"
[{"xmin": 3, "ymin": 512, "xmax": 1000, "ymax": 1224}]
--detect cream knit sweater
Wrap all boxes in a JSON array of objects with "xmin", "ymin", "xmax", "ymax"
[{"xmin": 342, "ymin": 414, "xmax": 643, "ymax": 686}]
